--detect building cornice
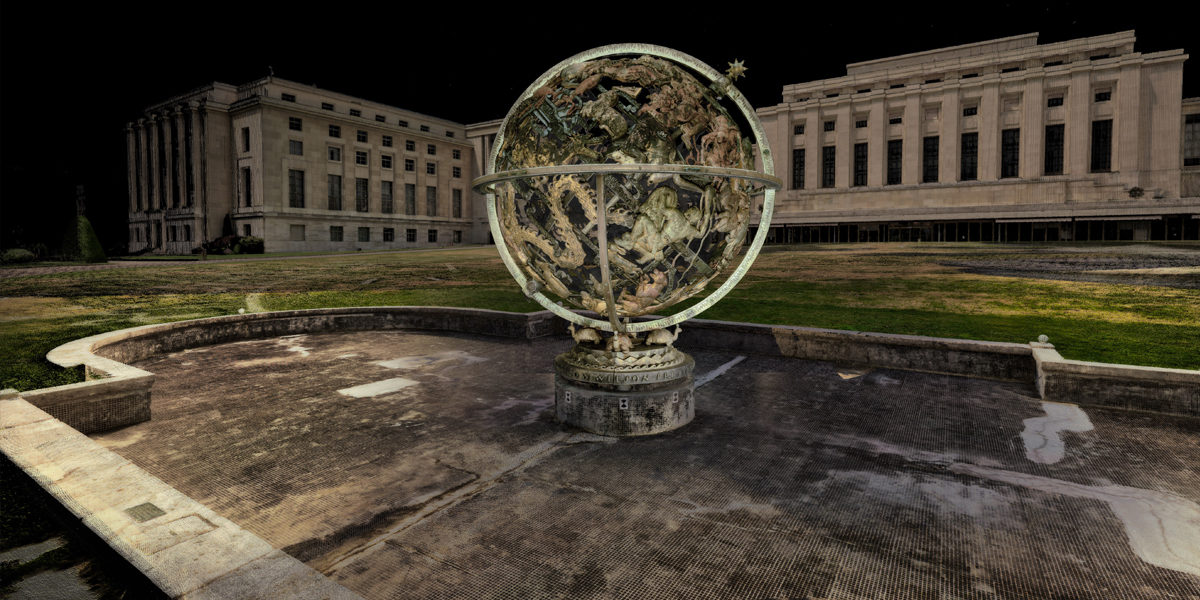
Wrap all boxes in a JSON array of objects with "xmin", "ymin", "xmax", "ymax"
[{"xmin": 230, "ymin": 96, "xmax": 474, "ymax": 149}]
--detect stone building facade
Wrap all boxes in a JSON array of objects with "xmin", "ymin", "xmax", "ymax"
[
  {"xmin": 757, "ymin": 31, "xmax": 1200, "ymax": 242},
  {"xmin": 126, "ymin": 77, "xmax": 480, "ymax": 254}
]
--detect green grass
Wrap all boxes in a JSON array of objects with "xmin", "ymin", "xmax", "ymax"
[{"xmin": 2, "ymin": 243, "xmax": 1198, "ymax": 392}]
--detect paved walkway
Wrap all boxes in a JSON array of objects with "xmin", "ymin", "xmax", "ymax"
[{"xmin": 89, "ymin": 330, "xmax": 1200, "ymax": 599}]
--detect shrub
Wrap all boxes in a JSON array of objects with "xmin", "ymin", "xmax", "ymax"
[
  {"xmin": 236, "ymin": 236, "xmax": 265, "ymax": 254},
  {"xmin": 1, "ymin": 248, "xmax": 36, "ymax": 264},
  {"xmin": 76, "ymin": 216, "xmax": 107, "ymax": 263}
]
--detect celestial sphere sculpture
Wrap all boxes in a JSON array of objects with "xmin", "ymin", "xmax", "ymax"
[{"xmin": 473, "ymin": 44, "xmax": 780, "ymax": 435}]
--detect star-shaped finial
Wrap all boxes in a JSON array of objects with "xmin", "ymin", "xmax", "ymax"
[{"xmin": 726, "ymin": 59, "xmax": 748, "ymax": 81}]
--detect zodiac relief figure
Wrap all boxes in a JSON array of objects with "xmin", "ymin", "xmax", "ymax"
[{"xmin": 613, "ymin": 186, "xmax": 701, "ymax": 264}]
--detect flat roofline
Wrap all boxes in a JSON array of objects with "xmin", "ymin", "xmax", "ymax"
[
  {"xmin": 847, "ymin": 32, "xmax": 1039, "ymax": 73},
  {"xmin": 240, "ymin": 76, "xmax": 469, "ymax": 130}
]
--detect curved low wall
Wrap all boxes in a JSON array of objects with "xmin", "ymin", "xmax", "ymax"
[{"xmin": 24, "ymin": 306, "xmax": 1200, "ymax": 436}]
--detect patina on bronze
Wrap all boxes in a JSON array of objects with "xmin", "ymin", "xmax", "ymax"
[{"xmin": 474, "ymin": 44, "xmax": 779, "ymax": 436}]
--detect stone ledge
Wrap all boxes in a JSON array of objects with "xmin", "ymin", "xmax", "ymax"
[
  {"xmin": 0, "ymin": 398, "xmax": 361, "ymax": 599},
  {"xmin": 1031, "ymin": 343, "xmax": 1200, "ymax": 416}
]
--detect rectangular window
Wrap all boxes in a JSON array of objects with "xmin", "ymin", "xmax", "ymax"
[
  {"xmin": 406, "ymin": 140, "xmax": 415, "ymax": 151},
  {"xmin": 823, "ymin": 120, "xmax": 835, "ymax": 132},
  {"xmin": 405, "ymin": 158, "xmax": 414, "ymax": 171},
  {"xmin": 289, "ymin": 224, "xmax": 305, "ymax": 241},
  {"xmin": 1185, "ymin": 114, "xmax": 1200, "ymax": 166},
  {"xmin": 1047, "ymin": 96, "xmax": 1064, "ymax": 107},
  {"xmin": 962, "ymin": 106, "xmax": 977, "ymax": 117},
  {"xmin": 328, "ymin": 146, "xmax": 341, "ymax": 161},
  {"xmin": 355, "ymin": 151, "xmax": 368, "ymax": 166},
  {"xmin": 428, "ymin": 229, "xmax": 438, "ymax": 242},
  {"xmin": 382, "ymin": 135, "xmax": 392, "ymax": 147},
  {"xmin": 357, "ymin": 130, "xmax": 367, "ymax": 143},
  {"xmin": 452, "ymin": 189, "xmax": 462, "ymax": 217},
  {"xmin": 321, "ymin": 102, "xmax": 334, "ymax": 110},
  {"xmin": 453, "ymin": 230, "xmax": 462, "ymax": 243},
  {"xmin": 381, "ymin": 181, "xmax": 394, "ymax": 213},
  {"xmin": 282, "ymin": 93, "xmax": 296, "ymax": 102},
  {"xmin": 243, "ymin": 224, "xmax": 251, "ymax": 237},
  {"xmin": 355, "ymin": 178, "xmax": 369, "ymax": 212},
  {"xmin": 420, "ymin": 125, "xmax": 430, "ymax": 133},
  {"xmin": 288, "ymin": 117, "xmax": 302, "ymax": 131},
  {"xmin": 1001, "ymin": 128, "xmax": 1020, "ymax": 178},
  {"xmin": 887, "ymin": 140, "xmax": 902, "ymax": 185},
  {"xmin": 960, "ymin": 132, "xmax": 978, "ymax": 180},
  {"xmin": 451, "ymin": 166, "xmax": 460, "ymax": 178},
  {"xmin": 406, "ymin": 228, "xmax": 416, "ymax": 242},
  {"xmin": 1044, "ymin": 124, "xmax": 1065, "ymax": 175},
  {"xmin": 1091, "ymin": 119, "xmax": 1113, "ymax": 172},
  {"xmin": 398, "ymin": 120, "xmax": 409, "ymax": 128},
  {"xmin": 383, "ymin": 227, "xmax": 395, "ymax": 241},
  {"xmin": 288, "ymin": 169, "xmax": 305, "ymax": 208},
  {"xmin": 1095, "ymin": 90, "xmax": 1112, "ymax": 102},
  {"xmin": 1001, "ymin": 66, "xmax": 1021, "ymax": 73},
  {"xmin": 375, "ymin": 115, "xmax": 386, "ymax": 123},
  {"xmin": 382, "ymin": 154, "xmax": 392, "ymax": 169},
  {"xmin": 289, "ymin": 140, "xmax": 303, "ymax": 156},
  {"xmin": 330, "ymin": 226, "xmax": 343, "ymax": 242},
  {"xmin": 241, "ymin": 167, "xmax": 252, "ymax": 206},
  {"xmin": 791, "ymin": 148, "xmax": 805, "ymax": 189},
  {"xmin": 853, "ymin": 143, "xmax": 867, "ymax": 186},
  {"xmin": 923, "ymin": 136, "xmax": 939, "ymax": 183},
  {"xmin": 427, "ymin": 144, "xmax": 436, "ymax": 155},
  {"xmin": 329, "ymin": 125, "xmax": 341, "ymax": 138},
  {"xmin": 426, "ymin": 162, "xmax": 436, "ymax": 175},
  {"xmin": 446, "ymin": 131, "xmax": 454, "ymax": 138},
  {"xmin": 855, "ymin": 119, "xmax": 867, "ymax": 129},
  {"xmin": 328, "ymin": 174, "xmax": 342, "ymax": 210},
  {"xmin": 358, "ymin": 227, "xmax": 370, "ymax": 242},
  {"xmin": 405, "ymin": 184, "xmax": 416, "ymax": 214},
  {"xmin": 184, "ymin": 225, "xmax": 190, "ymax": 241},
  {"xmin": 241, "ymin": 127, "xmax": 251, "ymax": 151},
  {"xmin": 452, "ymin": 149, "xmax": 461, "ymax": 159},
  {"xmin": 349, "ymin": 109, "xmax": 362, "ymax": 117},
  {"xmin": 821, "ymin": 146, "xmax": 835, "ymax": 188},
  {"xmin": 426, "ymin": 186, "xmax": 437, "ymax": 216},
  {"xmin": 793, "ymin": 124, "xmax": 805, "ymax": 135}
]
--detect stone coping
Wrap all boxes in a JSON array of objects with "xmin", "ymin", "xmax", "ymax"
[{"xmin": 0, "ymin": 398, "xmax": 360, "ymax": 599}]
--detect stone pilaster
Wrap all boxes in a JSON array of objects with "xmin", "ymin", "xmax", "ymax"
[
  {"xmin": 174, "ymin": 107, "xmax": 188, "ymax": 209},
  {"xmin": 147, "ymin": 115, "xmax": 160, "ymax": 210},
  {"xmin": 1021, "ymin": 77, "xmax": 1044, "ymax": 179},
  {"xmin": 979, "ymin": 80, "xmax": 1000, "ymax": 181},
  {"xmin": 941, "ymin": 89, "xmax": 960, "ymax": 183},
  {"xmin": 162, "ymin": 111, "xmax": 176, "ymax": 208},
  {"xmin": 125, "ymin": 124, "xmax": 138, "ymax": 212}
]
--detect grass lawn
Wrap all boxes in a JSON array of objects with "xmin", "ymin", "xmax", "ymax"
[{"xmin": 2, "ymin": 243, "xmax": 1198, "ymax": 392}]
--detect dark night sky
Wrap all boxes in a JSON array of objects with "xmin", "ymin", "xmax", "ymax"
[{"xmin": 1, "ymin": 2, "xmax": 1193, "ymax": 251}]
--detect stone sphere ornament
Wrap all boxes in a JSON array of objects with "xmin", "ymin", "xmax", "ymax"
[{"xmin": 474, "ymin": 44, "xmax": 780, "ymax": 435}]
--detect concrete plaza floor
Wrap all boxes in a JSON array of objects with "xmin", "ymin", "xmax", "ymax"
[{"xmin": 91, "ymin": 330, "xmax": 1200, "ymax": 599}]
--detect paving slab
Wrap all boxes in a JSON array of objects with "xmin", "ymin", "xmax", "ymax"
[{"xmin": 91, "ymin": 330, "xmax": 1200, "ymax": 599}]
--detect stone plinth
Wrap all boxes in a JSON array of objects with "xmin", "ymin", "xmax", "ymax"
[{"xmin": 553, "ymin": 343, "xmax": 695, "ymax": 436}]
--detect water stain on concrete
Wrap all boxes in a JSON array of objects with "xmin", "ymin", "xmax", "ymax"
[
  {"xmin": 337, "ymin": 378, "xmax": 419, "ymax": 398},
  {"xmin": 1021, "ymin": 402, "xmax": 1094, "ymax": 464}
]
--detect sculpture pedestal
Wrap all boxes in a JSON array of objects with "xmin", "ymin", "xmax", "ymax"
[{"xmin": 553, "ymin": 343, "xmax": 695, "ymax": 436}]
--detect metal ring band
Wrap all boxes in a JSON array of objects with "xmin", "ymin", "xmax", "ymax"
[{"xmin": 472, "ymin": 164, "xmax": 783, "ymax": 195}]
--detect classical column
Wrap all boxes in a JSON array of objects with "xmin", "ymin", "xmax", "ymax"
[
  {"xmin": 867, "ymin": 96, "xmax": 885, "ymax": 187},
  {"xmin": 1066, "ymin": 69, "xmax": 1090, "ymax": 177},
  {"xmin": 162, "ymin": 111, "xmax": 176, "ymax": 208},
  {"xmin": 1021, "ymin": 76, "xmax": 1044, "ymax": 179},
  {"xmin": 125, "ymin": 124, "xmax": 138, "ymax": 212},
  {"xmin": 147, "ymin": 115, "xmax": 160, "ymax": 210},
  {"xmin": 1116, "ymin": 63, "xmax": 1142, "ymax": 180},
  {"xmin": 834, "ymin": 102, "xmax": 851, "ymax": 189},
  {"xmin": 941, "ymin": 88, "xmax": 961, "ymax": 183},
  {"xmin": 804, "ymin": 109, "xmax": 819, "ymax": 192},
  {"xmin": 176, "ymin": 114, "xmax": 186, "ymax": 209},
  {"xmin": 137, "ymin": 119, "xmax": 149, "ymax": 211},
  {"xmin": 902, "ymin": 94, "xmax": 921, "ymax": 186},
  {"xmin": 978, "ymin": 79, "xmax": 1001, "ymax": 181},
  {"xmin": 193, "ymin": 102, "xmax": 209, "ymax": 243}
]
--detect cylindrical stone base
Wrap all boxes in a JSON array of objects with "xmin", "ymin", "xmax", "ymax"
[{"xmin": 554, "ymin": 345, "xmax": 695, "ymax": 436}]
